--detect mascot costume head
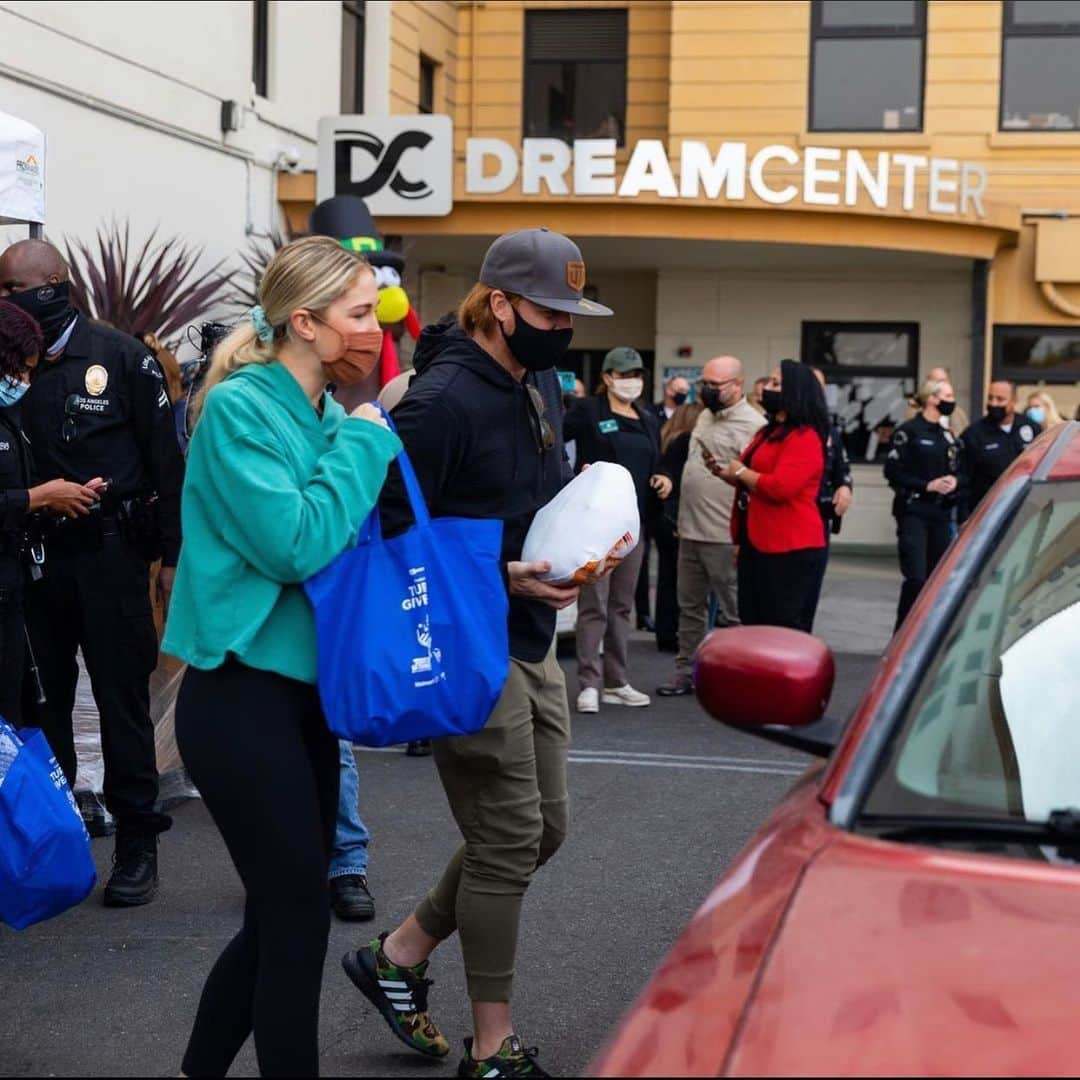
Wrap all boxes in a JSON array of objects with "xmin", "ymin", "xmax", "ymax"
[{"xmin": 309, "ymin": 194, "xmax": 422, "ymax": 408}]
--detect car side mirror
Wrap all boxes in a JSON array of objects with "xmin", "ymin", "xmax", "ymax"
[{"xmin": 694, "ymin": 626, "xmax": 841, "ymax": 758}]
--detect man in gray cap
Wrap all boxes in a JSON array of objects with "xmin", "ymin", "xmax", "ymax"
[{"xmin": 344, "ymin": 228, "xmax": 610, "ymax": 1078}]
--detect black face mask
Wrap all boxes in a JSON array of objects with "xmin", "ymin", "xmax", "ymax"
[
  {"xmin": 672, "ymin": 391, "xmax": 688, "ymax": 407},
  {"xmin": 700, "ymin": 387, "xmax": 723, "ymax": 414},
  {"xmin": 501, "ymin": 309, "xmax": 573, "ymax": 373},
  {"xmin": 5, "ymin": 281, "xmax": 76, "ymax": 349},
  {"xmin": 985, "ymin": 404, "xmax": 1007, "ymax": 424},
  {"xmin": 938, "ymin": 400, "xmax": 957, "ymax": 417},
  {"xmin": 761, "ymin": 388, "xmax": 784, "ymax": 416}
]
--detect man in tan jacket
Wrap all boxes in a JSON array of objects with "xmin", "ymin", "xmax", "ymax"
[{"xmin": 658, "ymin": 355, "xmax": 766, "ymax": 696}]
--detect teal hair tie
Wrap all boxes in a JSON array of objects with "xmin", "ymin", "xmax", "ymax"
[{"xmin": 250, "ymin": 305, "xmax": 275, "ymax": 344}]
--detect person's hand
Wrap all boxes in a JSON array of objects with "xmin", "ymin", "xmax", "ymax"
[
  {"xmin": 507, "ymin": 560, "xmax": 580, "ymax": 610},
  {"xmin": 650, "ymin": 475, "xmax": 673, "ymax": 500},
  {"xmin": 832, "ymin": 484, "xmax": 853, "ymax": 516},
  {"xmin": 157, "ymin": 565, "xmax": 176, "ymax": 616},
  {"xmin": 350, "ymin": 403, "xmax": 389, "ymax": 428},
  {"xmin": 927, "ymin": 476, "xmax": 957, "ymax": 495},
  {"xmin": 715, "ymin": 460, "xmax": 743, "ymax": 487},
  {"xmin": 27, "ymin": 479, "xmax": 98, "ymax": 518},
  {"xmin": 701, "ymin": 447, "xmax": 725, "ymax": 478}
]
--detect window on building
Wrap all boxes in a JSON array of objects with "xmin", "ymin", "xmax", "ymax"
[
  {"xmin": 253, "ymin": 0, "xmax": 270, "ymax": 98},
  {"xmin": 523, "ymin": 8, "xmax": 628, "ymax": 144},
  {"xmin": 809, "ymin": 0, "xmax": 926, "ymax": 132},
  {"xmin": 419, "ymin": 55, "xmax": 437, "ymax": 115},
  {"xmin": 994, "ymin": 325, "xmax": 1080, "ymax": 382},
  {"xmin": 341, "ymin": 0, "xmax": 366, "ymax": 113},
  {"xmin": 1001, "ymin": 1, "xmax": 1080, "ymax": 131},
  {"xmin": 801, "ymin": 321, "xmax": 920, "ymax": 462}
]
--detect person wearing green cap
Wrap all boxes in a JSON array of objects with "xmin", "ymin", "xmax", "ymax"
[{"xmin": 563, "ymin": 346, "xmax": 673, "ymax": 714}]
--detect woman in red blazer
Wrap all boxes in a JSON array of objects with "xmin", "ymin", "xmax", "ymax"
[{"xmin": 718, "ymin": 360, "xmax": 828, "ymax": 632}]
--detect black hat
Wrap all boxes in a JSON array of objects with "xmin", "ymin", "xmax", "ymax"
[
  {"xmin": 309, "ymin": 195, "xmax": 405, "ymax": 272},
  {"xmin": 479, "ymin": 228, "xmax": 612, "ymax": 316}
]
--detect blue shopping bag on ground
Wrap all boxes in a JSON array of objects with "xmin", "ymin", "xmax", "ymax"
[
  {"xmin": 304, "ymin": 437, "xmax": 510, "ymax": 746},
  {"xmin": 0, "ymin": 719, "xmax": 97, "ymax": 930}
]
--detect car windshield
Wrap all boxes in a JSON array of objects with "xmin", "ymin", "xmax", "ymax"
[{"xmin": 860, "ymin": 480, "xmax": 1080, "ymax": 828}]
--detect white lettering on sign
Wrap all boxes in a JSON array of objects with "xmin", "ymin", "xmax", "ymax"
[{"xmin": 460, "ymin": 136, "xmax": 989, "ymax": 219}]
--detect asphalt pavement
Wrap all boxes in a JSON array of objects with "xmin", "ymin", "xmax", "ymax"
[{"xmin": 0, "ymin": 554, "xmax": 897, "ymax": 1078}]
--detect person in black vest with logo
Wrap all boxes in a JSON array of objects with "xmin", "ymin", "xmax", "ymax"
[
  {"xmin": 0, "ymin": 300, "xmax": 100, "ymax": 726},
  {"xmin": 885, "ymin": 376, "xmax": 963, "ymax": 631},
  {"xmin": 564, "ymin": 347, "xmax": 673, "ymax": 714},
  {"xmin": 960, "ymin": 379, "xmax": 1040, "ymax": 517},
  {"xmin": 0, "ymin": 239, "xmax": 183, "ymax": 907}
]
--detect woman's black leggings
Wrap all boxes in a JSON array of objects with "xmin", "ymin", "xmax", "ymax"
[{"xmin": 175, "ymin": 659, "xmax": 339, "ymax": 1078}]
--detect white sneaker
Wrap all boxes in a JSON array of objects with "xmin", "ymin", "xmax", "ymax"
[
  {"xmin": 602, "ymin": 684, "xmax": 652, "ymax": 708},
  {"xmin": 576, "ymin": 688, "xmax": 600, "ymax": 714}
]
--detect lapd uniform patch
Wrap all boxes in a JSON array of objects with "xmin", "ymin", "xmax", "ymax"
[
  {"xmin": 85, "ymin": 365, "xmax": 108, "ymax": 396},
  {"xmin": 140, "ymin": 355, "xmax": 164, "ymax": 380}
]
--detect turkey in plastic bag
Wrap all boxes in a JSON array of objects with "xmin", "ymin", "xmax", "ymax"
[{"xmin": 522, "ymin": 462, "xmax": 640, "ymax": 585}]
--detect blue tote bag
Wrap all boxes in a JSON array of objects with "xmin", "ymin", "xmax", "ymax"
[
  {"xmin": 0, "ymin": 719, "xmax": 97, "ymax": 930},
  {"xmin": 304, "ymin": 439, "xmax": 510, "ymax": 747}
]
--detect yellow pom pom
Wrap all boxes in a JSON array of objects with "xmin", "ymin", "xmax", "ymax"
[{"xmin": 376, "ymin": 285, "xmax": 410, "ymax": 326}]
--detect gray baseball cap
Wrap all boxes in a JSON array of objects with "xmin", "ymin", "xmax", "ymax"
[
  {"xmin": 603, "ymin": 346, "xmax": 644, "ymax": 373},
  {"xmin": 479, "ymin": 228, "xmax": 613, "ymax": 317}
]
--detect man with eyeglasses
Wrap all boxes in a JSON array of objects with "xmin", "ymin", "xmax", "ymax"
[
  {"xmin": 658, "ymin": 355, "xmax": 765, "ymax": 697},
  {"xmin": 0, "ymin": 239, "xmax": 183, "ymax": 907}
]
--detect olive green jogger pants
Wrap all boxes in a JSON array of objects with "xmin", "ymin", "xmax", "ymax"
[{"xmin": 414, "ymin": 644, "xmax": 570, "ymax": 1002}]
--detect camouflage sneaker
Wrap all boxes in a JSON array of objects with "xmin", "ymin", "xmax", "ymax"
[
  {"xmin": 457, "ymin": 1035, "xmax": 550, "ymax": 1078},
  {"xmin": 342, "ymin": 933, "xmax": 450, "ymax": 1058}
]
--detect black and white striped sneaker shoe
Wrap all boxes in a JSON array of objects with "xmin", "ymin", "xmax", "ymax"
[
  {"xmin": 342, "ymin": 933, "xmax": 450, "ymax": 1058},
  {"xmin": 457, "ymin": 1035, "xmax": 551, "ymax": 1077}
]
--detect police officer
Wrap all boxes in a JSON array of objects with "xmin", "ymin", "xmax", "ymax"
[
  {"xmin": 0, "ymin": 239, "xmax": 184, "ymax": 907},
  {"xmin": 960, "ymin": 379, "xmax": 1040, "ymax": 515},
  {"xmin": 886, "ymin": 376, "xmax": 963, "ymax": 631},
  {"xmin": 0, "ymin": 300, "xmax": 101, "ymax": 725}
]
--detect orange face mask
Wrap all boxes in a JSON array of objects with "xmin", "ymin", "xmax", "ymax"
[{"xmin": 310, "ymin": 312, "xmax": 383, "ymax": 386}]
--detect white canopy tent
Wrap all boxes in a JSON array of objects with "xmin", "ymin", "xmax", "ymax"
[{"xmin": 0, "ymin": 108, "xmax": 45, "ymax": 235}]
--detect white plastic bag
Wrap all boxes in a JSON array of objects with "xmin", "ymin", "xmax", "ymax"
[{"xmin": 523, "ymin": 462, "xmax": 640, "ymax": 585}]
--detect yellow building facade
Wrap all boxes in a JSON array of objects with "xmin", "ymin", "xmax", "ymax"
[{"xmin": 282, "ymin": 0, "xmax": 1080, "ymax": 544}]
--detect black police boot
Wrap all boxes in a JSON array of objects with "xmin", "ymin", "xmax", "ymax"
[
  {"xmin": 330, "ymin": 874, "xmax": 376, "ymax": 921},
  {"xmin": 103, "ymin": 828, "xmax": 160, "ymax": 907}
]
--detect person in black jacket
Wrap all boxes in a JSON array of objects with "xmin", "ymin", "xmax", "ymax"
[
  {"xmin": 0, "ymin": 300, "xmax": 99, "ymax": 726},
  {"xmin": 960, "ymin": 379, "xmax": 1040, "ymax": 516},
  {"xmin": 563, "ymin": 346, "xmax": 672, "ymax": 714},
  {"xmin": 885, "ymin": 376, "xmax": 963, "ymax": 630},
  {"xmin": 344, "ymin": 228, "xmax": 611, "ymax": 1078},
  {"xmin": 0, "ymin": 239, "xmax": 183, "ymax": 907}
]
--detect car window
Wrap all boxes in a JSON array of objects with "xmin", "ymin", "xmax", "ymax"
[{"xmin": 861, "ymin": 480, "xmax": 1080, "ymax": 825}]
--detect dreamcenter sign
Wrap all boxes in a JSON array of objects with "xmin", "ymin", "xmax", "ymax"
[{"xmin": 318, "ymin": 115, "xmax": 988, "ymax": 221}]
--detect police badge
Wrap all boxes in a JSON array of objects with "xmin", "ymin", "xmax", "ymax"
[{"xmin": 85, "ymin": 365, "xmax": 109, "ymax": 396}]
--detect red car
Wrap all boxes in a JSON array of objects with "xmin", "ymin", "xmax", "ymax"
[{"xmin": 595, "ymin": 421, "xmax": 1080, "ymax": 1077}]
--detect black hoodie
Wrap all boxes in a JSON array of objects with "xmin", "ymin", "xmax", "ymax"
[{"xmin": 381, "ymin": 322, "xmax": 568, "ymax": 663}]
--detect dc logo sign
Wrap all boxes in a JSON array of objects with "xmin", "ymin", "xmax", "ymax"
[{"xmin": 317, "ymin": 115, "xmax": 453, "ymax": 217}]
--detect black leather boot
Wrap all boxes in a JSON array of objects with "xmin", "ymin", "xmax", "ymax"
[
  {"xmin": 104, "ymin": 828, "xmax": 160, "ymax": 907},
  {"xmin": 330, "ymin": 875, "xmax": 376, "ymax": 921}
]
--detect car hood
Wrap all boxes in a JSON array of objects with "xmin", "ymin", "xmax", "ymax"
[{"xmin": 727, "ymin": 832, "xmax": 1080, "ymax": 1076}]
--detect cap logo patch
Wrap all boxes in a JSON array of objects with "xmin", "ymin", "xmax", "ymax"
[
  {"xmin": 85, "ymin": 365, "xmax": 108, "ymax": 396},
  {"xmin": 566, "ymin": 260, "xmax": 586, "ymax": 292}
]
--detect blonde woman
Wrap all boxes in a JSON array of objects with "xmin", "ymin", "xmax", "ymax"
[
  {"xmin": 162, "ymin": 237, "xmax": 400, "ymax": 1077},
  {"xmin": 1027, "ymin": 390, "xmax": 1064, "ymax": 429}
]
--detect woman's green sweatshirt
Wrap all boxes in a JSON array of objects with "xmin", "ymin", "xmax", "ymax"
[{"xmin": 161, "ymin": 361, "xmax": 401, "ymax": 684}]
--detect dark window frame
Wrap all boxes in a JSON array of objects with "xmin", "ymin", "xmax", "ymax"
[
  {"xmin": 419, "ymin": 54, "xmax": 437, "ymax": 115},
  {"xmin": 993, "ymin": 324, "xmax": 1080, "ymax": 384},
  {"xmin": 808, "ymin": 0, "xmax": 928, "ymax": 133},
  {"xmin": 801, "ymin": 320, "xmax": 921, "ymax": 379},
  {"xmin": 999, "ymin": 0, "xmax": 1080, "ymax": 133},
  {"xmin": 522, "ymin": 7, "xmax": 629, "ymax": 146},
  {"xmin": 341, "ymin": 0, "xmax": 366, "ymax": 114},
  {"xmin": 253, "ymin": 0, "xmax": 270, "ymax": 99}
]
